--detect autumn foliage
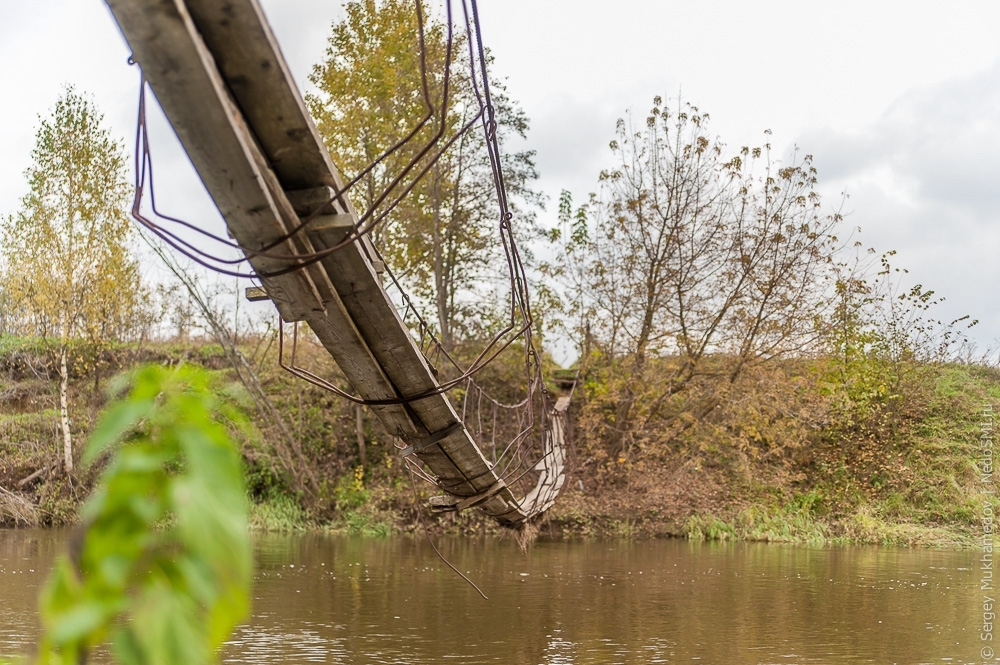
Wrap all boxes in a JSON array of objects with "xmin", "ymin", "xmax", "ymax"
[{"xmin": 532, "ymin": 98, "xmax": 983, "ymax": 545}]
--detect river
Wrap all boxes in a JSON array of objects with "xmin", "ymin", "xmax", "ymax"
[{"xmin": 0, "ymin": 529, "xmax": 990, "ymax": 663}]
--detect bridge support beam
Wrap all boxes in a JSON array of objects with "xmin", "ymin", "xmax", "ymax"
[{"xmin": 106, "ymin": 0, "xmax": 532, "ymax": 524}]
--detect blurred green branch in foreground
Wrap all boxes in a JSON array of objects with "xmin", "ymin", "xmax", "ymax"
[{"xmin": 30, "ymin": 364, "xmax": 252, "ymax": 665}]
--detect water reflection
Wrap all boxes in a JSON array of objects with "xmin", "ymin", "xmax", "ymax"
[
  {"xmin": 0, "ymin": 529, "xmax": 60, "ymax": 659},
  {"xmin": 0, "ymin": 529, "xmax": 983, "ymax": 663}
]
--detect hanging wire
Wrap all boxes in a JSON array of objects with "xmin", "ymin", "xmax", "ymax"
[{"xmin": 129, "ymin": 0, "xmax": 564, "ymax": 521}]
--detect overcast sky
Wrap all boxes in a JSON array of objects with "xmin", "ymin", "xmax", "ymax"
[{"xmin": 1, "ymin": 1, "xmax": 999, "ymax": 354}]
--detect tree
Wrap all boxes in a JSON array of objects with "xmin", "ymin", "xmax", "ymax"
[
  {"xmin": 553, "ymin": 98, "xmax": 841, "ymax": 457},
  {"xmin": 1, "ymin": 87, "xmax": 147, "ymax": 474},
  {"xmin": 307, "ymin": 0, "xmax": 540, "ymax": 350}
]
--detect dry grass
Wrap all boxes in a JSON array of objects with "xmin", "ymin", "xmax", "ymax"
[
  {"xmin": 511, "ymin": 519, "xmax": 539, "ymax": 552},
  {"xmin": 0, "ymin": 484, "xmax": 38, "ymax": 525}
]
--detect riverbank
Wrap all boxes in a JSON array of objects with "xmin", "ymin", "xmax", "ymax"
[
  {"xmin": 247, "ymin": 360, "xmax": 999, "ymax": 549},
  {"xmin": 553, "ymin": 361, "xmax": 996, "ymax": 548},
  {"xmin": 1, "ymin": 336, "xmax": 996, "ymax": 547}
]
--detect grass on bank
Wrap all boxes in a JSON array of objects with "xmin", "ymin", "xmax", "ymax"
[
  {"xmin": 678, "ymin": 363, "xmax": 997, "ymax": 548},
  {"xmin": 1, "ymin": 335, "xmax": 996, "ymax": 548}
]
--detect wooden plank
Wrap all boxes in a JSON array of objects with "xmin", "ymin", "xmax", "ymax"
[
  {"xmin": 179, "ymin": 0, "xmax": 521, "ymax": 511},
  {"xmin": 106, "ymin": 0, "xmax": 321, "ymax": 316},
  {"xmin": 245, "ymin": 286, "xmax": 268, "ymax": 301},
  {"xmin": 179, "ymin": 0, "xmax": 452, "ymax": 425},
  {"xmin": 304, "ymin": 219, "xmax": 528, "ymax": 516},
  {"xmin": 106, "ymin": 0, "xmax": 532, "ymax": 524},
  {"xmin": 105, "ymin": 0, "xmax": 423, "ymax": 443},
  {"xmin": 519, "ymin": 394, "xmax": 570, "ymax": 516},
  {"xmin": 182, "ymin": 0, "xmax": 347, "ymax": 196},
  {"xmin": 182, "ymin": 0, "xmax": 387, "ymax": 311},
  {"xmin": 178, "ymin": 0, "xmax": 451, "ymax": 423},
  {"xmin": 306, "ymin": 223, "xmax": 493, "ymax": 498}
]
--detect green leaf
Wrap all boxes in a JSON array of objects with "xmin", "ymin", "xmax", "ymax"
[
  {"xmin": 48, "ymin": 602, "xmax": 110, "ymax": 645},
  {"xmin": 36, "ymin": 363, "xmax": 253, "ymax": 663},
  {"xmin": 82, "ymin": 398, "xmax": 155, "ymax": 467}
]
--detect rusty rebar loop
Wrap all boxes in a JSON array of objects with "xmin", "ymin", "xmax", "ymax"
[
  {"xmin": 131, "ymin": 1, "xmax": 543, "ymax": 386},
  {"xmin": 276, "ymin": 317, "xmax": 531, "ymax": 407},
  {"xmin": 130, "ymin": 0, "xmax": 490, "ymax": 280},
  {"xmin": 131, "ymin": 0, "xmax": 561, "ymax": 520}
]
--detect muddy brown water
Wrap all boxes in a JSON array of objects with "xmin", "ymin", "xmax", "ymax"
[{"xmin": 0, "ymin": 529, "xmax": 991, "ymax": 663}]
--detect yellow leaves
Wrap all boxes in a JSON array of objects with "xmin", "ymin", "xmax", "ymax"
[
  {"xmin": 2, "ymin": 87, "xmax": 146, "ymax": 347},
  {"xmin": 307, "ymin": 0, "xmax": 540, "ymax": 339}
]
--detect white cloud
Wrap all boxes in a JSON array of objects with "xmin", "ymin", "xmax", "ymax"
[
  {"xmin": 2, "ymin": 1, "xmax": 999, "ymax": 354},
  {"xmin": 801, "ymin": 61, "xmax": 1000, "ymax": 351}
]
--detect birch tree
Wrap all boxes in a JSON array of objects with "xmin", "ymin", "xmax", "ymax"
[{"xmin": 1, "ymin": 87, "xmax": 144, "ymax": 473}]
